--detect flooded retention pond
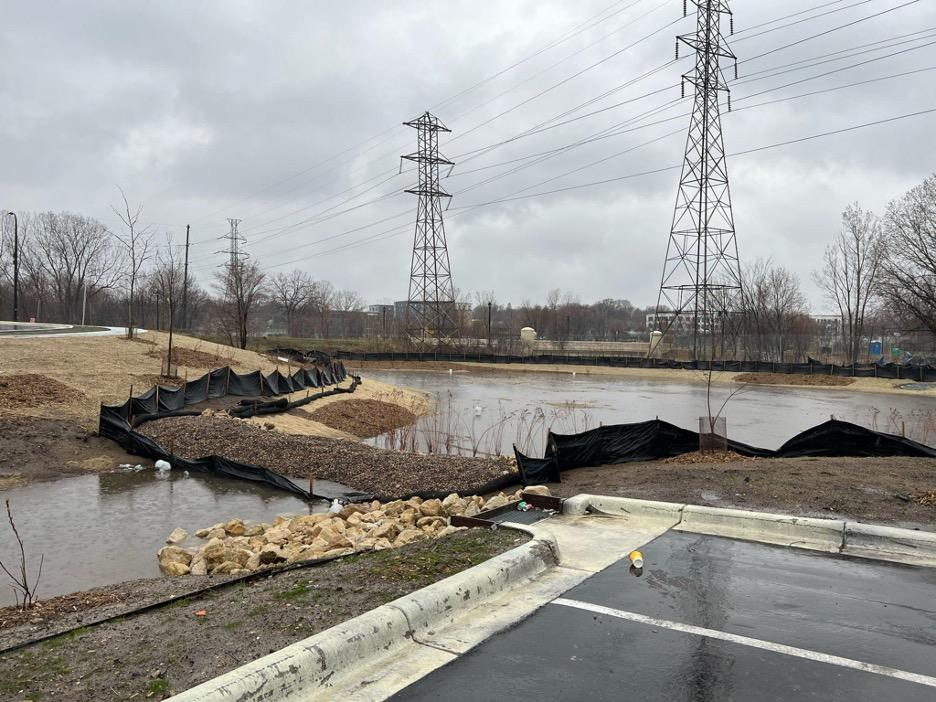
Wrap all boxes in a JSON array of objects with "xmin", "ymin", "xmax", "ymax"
[
  {"xmin": 363, "ymin": 370, "xmax": 936, "ymax": 456},
  {"xmin": 0, "ymin": 471, "xmax": 324, "ymax": 605},
  {"xmin": 2, "ymin": 369, "xmax": 933, "ymax": 604}
]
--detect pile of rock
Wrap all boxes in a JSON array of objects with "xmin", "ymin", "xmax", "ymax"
[{"xmin": 156, "ymin": 487, "xmax": 550, "ymax": 577}]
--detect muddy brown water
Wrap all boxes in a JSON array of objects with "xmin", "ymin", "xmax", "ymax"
[
  {"xmin": 363, "ymin": 370, "xmax": 936, "ymax": 456},
  {"xmin": 0, "ymin": 470, "xmax": 326, "ymax": 605}
]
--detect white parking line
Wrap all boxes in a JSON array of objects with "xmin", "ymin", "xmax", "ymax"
[{"xmin": 553, "ymin": 598, "xmax": 936, "ymax": 689}]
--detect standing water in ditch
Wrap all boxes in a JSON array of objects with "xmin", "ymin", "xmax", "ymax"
[
  {"xmin": 363, "ymin": 370, "xmax": 936, "ymax": 457},
  {"xmin": 0, "ymin": 470, "xmax": 326, "ymax": 605}
]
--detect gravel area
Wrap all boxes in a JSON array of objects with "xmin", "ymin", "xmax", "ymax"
[{"xmin": 138, "ymin": 415, "xmax": 516, "ymax": 497}]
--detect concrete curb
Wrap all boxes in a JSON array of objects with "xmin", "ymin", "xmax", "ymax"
[
  {"xmin": 842, "ymin": 522, "xmax": 936, "ymax": 565},
  {"xmin": 564, "ymin": 495, "xmax": 936, "ymax": 565},
  {"xmin": 677, "ymin": 505, "xmax": 845, "ymax": 553},
  {"xmin": 168, "ymin": 533, "xmax": 557, "ymax": 702},
  {"xmin": 565, "ymin": 494, "xmax": 685, "ymax": 522}
]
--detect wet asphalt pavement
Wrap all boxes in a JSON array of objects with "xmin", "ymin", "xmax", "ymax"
[{"xmin": 392, "ymin": 532, "xmax": 936, "ymax": 701}]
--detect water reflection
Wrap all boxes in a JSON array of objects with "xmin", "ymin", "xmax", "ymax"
[{"xmin": 363, "ymin": 370, "xmax": 936, "ymax": 456}]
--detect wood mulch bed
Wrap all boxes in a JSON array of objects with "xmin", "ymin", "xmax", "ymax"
[
  {"xmin": 308, "ymin": 398, "xmax": 416, "ymax": 438},
  {"xmin": 0, "ymin": 374, "xmax": 86, "ymax": 409}
]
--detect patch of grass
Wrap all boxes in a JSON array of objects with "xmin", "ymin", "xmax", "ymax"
[
  {"xmin": 40, "ymin": 627, "xmax": 88, "ymax": 650},
  {"xmin": 273, "ymin": 582, "xmax": 324, "ymax": 603},
  {"xmin": 168, "ymin": 597, "xmax": 191, "ymax": 609},
  {"xmin": 362, "ymin": 530, "xmax": 520, "ymax": 583},
  {"xmin": 222, "ymin": 620, "xmax": 244, "ymax": 630},
  {"xmin": 146, "ymin": 678, "xmax": 170, "ymax": 696}
]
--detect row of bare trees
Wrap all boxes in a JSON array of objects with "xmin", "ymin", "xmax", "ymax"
[{"xmin": 813, "ymin": 173, "xmax": 936, "ymax": 364}]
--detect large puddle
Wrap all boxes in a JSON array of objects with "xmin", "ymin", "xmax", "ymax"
[
  {"xmin": 0, "ymin": 471, "xmax": 325, "ymax": 605},
  {"xmin": 364, "ymin": 370, "xmax": 936, "ymax": 456}
]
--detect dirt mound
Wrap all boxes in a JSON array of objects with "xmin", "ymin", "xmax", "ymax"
[
  {"xmin": 662, "ymin": 450, "xmax": 756, "ymax": 465},
  {"xmin": 0, "ymin": 374, "xmax": 86, "ymax": 409},
  {"xmin": 138, "ymin": 415, "xmax": 515, "ymax": 497},
  {"xmin": 308, "ymin": 399, "xmax": 416, "ymax": 438},
  {"xmin": 734, "ymin": 372, "xmax": 854, "ymax": 387},
  {"xmin": 0, "ymin": 416, "xmax": 139, "ymax": 485},
  {"xmin": 147, "ymin": 346, "xmax": 231, "ymax": 370}
]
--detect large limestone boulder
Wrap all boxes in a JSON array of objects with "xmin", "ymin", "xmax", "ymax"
[
  {"xmin": 419, "ymin": 499, "xmax": 443, "ymax": 517},
  {"xmin": 416, "ymin": 516, "xmax": 446, "ymax": 529},
  {"xmin": 163, "ymin": 562, "xmax": 190, "ymax": 577},
  {"xmin": 323, "ymin": 547, "xmax": 354, "ymax": 558},
  {"xmin": 224, "ymin": 519, "xmax": 247, "ymax": 536},
  {"xmin": 199, "ymin": 537, "xmax": 226, "ymax": 565},
  {"xmin": 211, "ymin": 560, "xmax": 241, "ymax": 575},
  {"xmin": 263, "ymin": 525, "xmax": 291, "ymax": 545},
  {"xmin": 464, "ymin": 501, "xmax": 481, "ymax": 517},
  {"xmin": 372, "ymin": 521, "xmax": 399, "ymax": 541},
  {"xmin": 226, "ymin": 547, "xmax": 253, "ymax": 567},
  {"xmin": 442, "ymin": 493, "xmax": 467, "ymax": 516},
  {"xmin": 373, "ymin": 538, "xmax": 393, "ymax": 551},
  {"xmin": 259, "ymin": 544, "xmax": 287, "ymax": 565},
  {"xmin": 523, "ymin": 485, "xmax": 551, "ymax": 497},
  {"xmin": 360, "ymin": 510, "xmax": 385, "ymax": 523},
  {"xmin": 484, "ymin": 494, "xmax": 510, "ymax": 511},
  {"xmin": 166, "ymin": 528, "xmax": 188, "ymax": 544},
  {"xmin": 399, "ymin": 509, "xmax": 417, "ymax": 526},
  {"xmin": 157, "ymin": 546, "xmax": 192, "ymax": 573},
  {"xmin": 383, "ymin": 500, "xmax": 405, "ymax": 517},
  {"xmin": 244, "ymin": 523, "xmax": 266, "ymax": 537},
  {"xmin": 394, "ymin": 528, "xmax": 425, "ymax": 547},
  {"xmin": 245, "ymin": 553, "xmax": 261, "ymax": 571},
  {"xmin": 339, "ymin": 504, "xmax": 364, "ymax": 520},
  {"xmin": 190, "ymin": 556, "xmax": 208, "ymax": 576}
]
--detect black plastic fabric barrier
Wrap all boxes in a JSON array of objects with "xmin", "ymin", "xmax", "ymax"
[
  {"xmin": 98, "ymin": 362, "xmax": 363, "ymax": 501},
  {"xmin": 333, "ymin": 350, "xmax": 936, "ymax": 382},
  {"xmin": 513, "ymin": 418, "xmax": 936, "ymax": 485}
]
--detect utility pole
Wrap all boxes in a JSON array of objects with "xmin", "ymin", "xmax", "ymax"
[
  {"xmin": 402, "ymin": 111, "xmax": 458, "ymax": 350},
  {"xmin": 487, "ymin": 301, "xmax": 492, "ymax": 350},
  {"xmin": 181, "ymin": 224, "xmax": 190, "ymax": 330},
  {"xmin": 654, "ymin": 0, "xmax": 742, "ymax": 360},
  {"xmin": 5, "ymin": 212, "xmax": 18, "ymax": 322},
  {"xmin": 81, "ymin": 284, "xmax": 88, "ymax": 325}
]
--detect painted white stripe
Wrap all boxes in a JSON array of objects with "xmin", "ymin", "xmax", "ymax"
[{"xmin": 552, "ymin": 598, "xmax": 936, "ymax": 689}]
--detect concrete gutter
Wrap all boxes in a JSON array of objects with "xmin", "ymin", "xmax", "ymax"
[
  {"xmin": 567, "ymin": 494, "xmax": 936, "ymax": 566},
  {"xmin": 168, "ymin": 532, "xmax": 557, "ymax": 702}
]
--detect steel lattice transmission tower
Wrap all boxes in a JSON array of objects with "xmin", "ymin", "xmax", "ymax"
[
  {"xmin": 655, "ymin": 0, "xmax": 742, "ymax": 358},
  {"xmin": 402, "ymin": 111, "xmax": 459, "ymax": 348}
]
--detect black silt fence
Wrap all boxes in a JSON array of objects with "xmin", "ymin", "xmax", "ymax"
[
  {"xmin": 332, "ymin": 350, "xmax": 936, "ymax": 382},
  {"xmin": 513, "ymin": 418, "xmax": 936, "ymax": 485},
  {"xmin": 97, "ymin": 362, "xmax": 369, "ymax": 501}
]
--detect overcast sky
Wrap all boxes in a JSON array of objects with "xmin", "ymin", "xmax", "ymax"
[{"xmin": 1, "ymin": 0, "xmax": 934, "ymax": 312}]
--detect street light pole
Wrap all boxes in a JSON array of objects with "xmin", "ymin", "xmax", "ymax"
[{"xmin": 6, "ymin": 212, "xmax": 18, "ymax": 322}]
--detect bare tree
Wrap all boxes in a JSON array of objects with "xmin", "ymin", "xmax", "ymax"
[
  {"xmin": 812, "ymin": 204, "xmax": 884, "ymax": 364},
  {"xmin": 111, "ymin": 187, "xmax": 155, "ymax": 339},
  {"xmin": 306, "ymin": 279, "xmax": 334, "ymax": 337},
  {"xmin": 216, "ymin": 258, "xmax": 265, "ymax": 349},
  {"xmin": 152, "ymin": 235, "xmax": 186, "ymax": 372},
  {"xmin": 0, "ymin": 500, "xmax": 43, "ymax": 610},
  {"xmin": 880, "ymin": 174, "xmax": 936, "ymax": 335},
  {"xmin": 28, "ymin": 212, "xmax": 122, "ymax": 322},
  {"xmin": 268, "ymin": 270, "xmax": 314, "ymax": 336}
]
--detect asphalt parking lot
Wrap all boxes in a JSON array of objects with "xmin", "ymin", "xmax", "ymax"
[{"xmin": 393, "ymin": 531, "xmax": 936, "ymax": 701}]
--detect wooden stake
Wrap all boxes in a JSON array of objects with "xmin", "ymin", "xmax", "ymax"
[
  {"xmin": 127, "ymin": 384, "xmax": 134, "ymax": 423},
  {"xmin": 308, "ymin": 473, "xmax": 315, "ymax": 495}
]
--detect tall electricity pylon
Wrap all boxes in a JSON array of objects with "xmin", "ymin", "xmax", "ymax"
[
  {"xmin": 655, "ymin": 0, "xmax": 742, "ymax": 359},
  {"xmin": 402, "ymin": 111, "xmax": 458, "ymax": 349}
]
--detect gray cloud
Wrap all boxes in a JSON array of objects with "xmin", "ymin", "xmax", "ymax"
[{"xmin": 1, "ymin": 0, "xmax": 934, "ymax": 311}]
